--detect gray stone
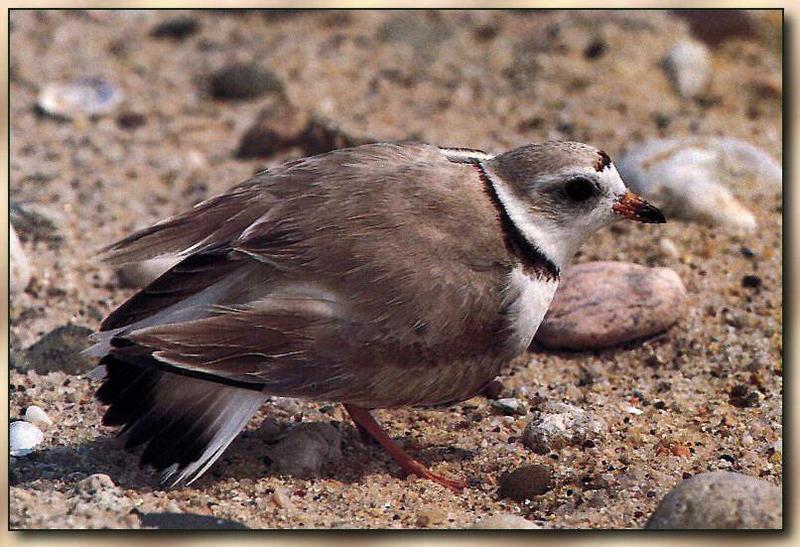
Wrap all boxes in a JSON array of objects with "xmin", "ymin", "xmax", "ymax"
[
  {"xmin": 535, "ymin": 262, "xmax": 687, "ymax": 350},
  {"xmin": 267, "ymin": 422, "xmax": 342, "ymax": 478},
  {"xmin": 663, "ymin": 39, "xmax": 711, "ymax": 99},
  {"xmin": 10, "ymin": 226, "xmax": 31, "ymax": 296},
  {"xmin": 491, "ymin": 398, "xmax": 529, "ymax": 416},
  {"xmin": 617, "ymin": 137, "xmax": 781, "ymax": 231},
  {"xmin": 210, "ymin": 63, "xmax": 283, "ymax": 100},
  {"xmin": 236, "ymin": 96, "xmax": 309, "ymax": 158},
  {"xmin": 522, "ymin": 402, "xmax": 608, "ymax": 454},
  {"xmin": 20, "ymin": 324, "xmax": 95, "ymax": 375},
  {"xmin": 646, "ymin": 471, "xmax": 781, "ymax": 529}
]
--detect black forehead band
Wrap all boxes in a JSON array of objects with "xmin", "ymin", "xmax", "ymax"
[{"xmin": 595, "ymin": 150, "xmax": 612, "ymax": 172}]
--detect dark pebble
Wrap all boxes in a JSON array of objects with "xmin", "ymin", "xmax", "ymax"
[
  {"xmin": 210, "ymin": 63, "xmax": 283, "ymax": 100},
  {"xmin": 18, "ymin": 324, "xmax": 95, "ymax": 375},
  {"xmin": 138, "ymin": 512, "xmax": 249, "ymax": 529},
  {"xmin": 740, "ymin": 246, "xmax": 755, "ymax": 258},
  {"xmin": 729, "ymin": 385, "xmax": 759, "ymax": 408},
  {"xmin": 116, "ymin": 111, "xmax": 146, "ymax": 130},
  {"xmin": 151, "ymin": 16, "xmax": 200, "ymax": 40},
  {"xmin": 236, "ymin": 98, "xmax": 307, "ymax": 158},
  {"xmin": 583, "ymin": 39, "xmax": 606, "ymax": 59},
  {"xmin": 741, "ymin": 275, "xmax": 762, "ymax": 289},
  {"xmin": 499, "ymin": 464, "xmax": 553, "ymax": 501},
  {"xmin": 482, "ymin": 379, "xmax": 505, "ymax": 400}
]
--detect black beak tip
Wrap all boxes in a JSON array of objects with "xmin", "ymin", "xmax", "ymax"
[{"xmin": 638, "ymin": 204, "xmax": 666, "ymax": 224}]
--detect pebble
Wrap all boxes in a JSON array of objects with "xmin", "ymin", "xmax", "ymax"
[
  {"xmin": 116, "ymin": 256, "xmax": 180, "ymax": 288},
  {"xmin": 37, "ymin": 77, "xmax": 122, "ymax": 119},
  {"xmin": 415, "ymin": 508, "xmax": 446, "ymax": 527},
  {"xmin": 19, "ymin": 324, "xmax": 95, "ymax": 375},
  {"xmin": 741, "ymin": 275, "xmax": 763, "ymax": 289},
  {"xmin": 10, "ymin": 421, "xmax": 44, "ymax": 456},
  {"xmin": 210, "ymin": 63, "xmax": 283, "ymax": 100},
  {"xmin": 138, "ymin": 512, "xmax": 249, "ymax": 529},
  {"xmin": 646, "ymin": 471, "xmax": 781, "ymax": 529},
  {"xmin": 10, "ymin": 202, "xmax": 65, "ymax": 242},
  {"xmin": 236, "ymin": 97, "xmax": 309, "ymax": 158},
  {"xmin": 663, "ymin": 39, "xmax": 711, "ymax": 99},
  {"xmin": 377, "ymin": 13, "xmax": 452, "ymax": 53},
  {"xmin": 498, "ymin": 464, "xmax": 554, "ymax": 501},
  {"xmin": 300, "ymin": 114, "xmax": 379, "ymax": 155},
  {"xmin": 10, "ymin": 226, "xmax": 31, "ymax": 296},
  {"xmin": 534, "ymin": 261, "xmax": 687, "ymax": 350},
  {"xmin": 473, "ymin": 514, "xmax": 539, "ymax": 529},
  {"xmin": 271, "ymin": 487, "xmax": 295, "ymax": 511},
  {"xmin": 266, "ymin": 422, "xmax": 342, "ymax": 478},
  {"xmin": 617, "ymin": 137, "xmax": 781, "ymax": 231},
  {"xmin": 23, "ymin": 405, "xmax": 53, "ymax": 430},
  {"xmin": 150, "ymin": 16, "xmax": 199, "ymax": 40},
  {"xmin": 658, "ymin": 237, "xmax": 680, "ymax": 258},
  {"xmin": 482, "ymin": 378, "xmax": 506, "ymax": 400},
  {"xmin": 521, "ymin": 402, "xmax": 608, "ymax": 454},
  {"xmin": 491, "ymin": 398, "xmax": 528, "ymax": 416}
]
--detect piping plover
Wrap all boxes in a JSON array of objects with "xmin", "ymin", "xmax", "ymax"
[{"xmin": 92, "ymin": 141, "xmax": 664, "ymax": 490}]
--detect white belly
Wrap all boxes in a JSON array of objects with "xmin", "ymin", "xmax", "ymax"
[{"xmin": 504, "ymin": 266, "xmax": 559, "ymax": 354}]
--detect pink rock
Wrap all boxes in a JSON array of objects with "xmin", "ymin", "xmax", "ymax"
[{"xmin": 535, "ymin": 261, "xmax": 687, "ymax": 350}]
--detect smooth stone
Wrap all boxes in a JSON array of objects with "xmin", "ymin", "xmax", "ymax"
[
  {"xmin": 210, "ymin": 63, "xmax": 283, "ymax": 100},
  {"xmin": 10, "ymin": 202, "xmax": 65, "ymax": 242},
  {"xmin": 499, "ymin": 464, "xmax": 554, "ymax": 501},
  {"xmin": 10, "ymin": 421, "xmax": 44, "ymax": 456},
  {"xmin": 10, "ymin": 226, "xmax": 31, "ymax": 296},
  {"xmin": 535, "ymin": 262, "xmax": 687, "ymax": 350},
  {"xmin": 616, "ymin": 137, "xmax": 781, "ymax": 231},
  {"xmin": 646, "ymin": 471, "xmax": 781, "ymax": 529},
  {"xmin": 266, "ymin": 422, "xmax": 342, "ymax": 478},
  {"xmin": 150, "ymin": 16, "xmax": 199, "ymax": 39},
  {"xmin": 236, "ymin": 96, "xmax": 309, "ymax": 158},
  {"xmin": 473, "ymin": 514, "xmax": 540, "ymax": 529},
  {"xmin": 522, "ymin": 402, "xmax": 608, "ymax": 454},
  {"xmin": 663, "ymin": 39, "xmax": 711, "ymax": 99},
  {"xmin": 139, "ymin": 512, "xmax": 249, "ymax": 529},
  {"xmin": 116, "ymin": 256, "xmax": 181, "ymax": 288},
  {"xmin": 491, "ymin": 398, "xmax": 528, "ymax": 416},
  {"xmin": 37, "ymin": 77, "xmax": 122, "ymax": 119},
  {"xmin": 24, "ymin": 405, "xmax": 53, "ymax": 430},
  {"xmin": 20, "ymin": 324, "xmax": 95, "ymax": 375}
]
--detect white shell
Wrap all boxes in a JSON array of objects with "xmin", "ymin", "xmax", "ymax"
[
  {"xmin": 24, "ymin": 405, "xmax": 53, "ymax": 430},
  {"xmin": 10, "ymin": 421, "xmax": 44, "ymax": 456},
  {"xmin": 617, "ymin": 137, "xmax": 781, "ymax": 231},
  {"xmin": 37, "ymin": 77, "xmax": 122, "ymax": 120}
]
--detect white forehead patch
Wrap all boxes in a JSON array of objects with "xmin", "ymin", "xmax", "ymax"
[{"xmin": 597, "ymin": 162, "xmax": 627, "ymax": 196}]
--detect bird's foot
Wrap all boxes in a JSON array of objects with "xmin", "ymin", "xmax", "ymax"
[{"xmin": 402, "ymin": 459, "xmax": 467, "ymax": 492}]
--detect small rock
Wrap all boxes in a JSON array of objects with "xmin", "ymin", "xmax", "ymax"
[
  {"xmin": 20, "ymin": 324, "xmax": 95, "ymax": 375},
  {"xmin": 299, "ymin": 114, "xmax": 379, "ymax": 155},
  {"xmin": 741, "ymin": 275, "xmax": 763, "ymax": 289},
  {"xmin": 522, "ymin": 402, "xmax": 608, "ymax": 454},
  {"xmin": 76, "ymin": 473, "xmax": 116, "ymax": 496},
  {"xmin": 139, "ymin": 512, "xmax": 249, "ymax": 529},
  {"xmin": 37, "ymin": 77, "xmax": 122, "ymax": 119},
  {"xmin": 729, "ymin": 384, "xmax": 760, "ymax": 408},
  {"xmin": 482, "ymin": 378, "xmax": 506, "ymax": 400},
  {"xmin": 151, "ymin": 16, "xmax": 199, "ymax": 40},
  {"xmin": 271, "ymin": 487, "xmax": 295, "ymax": 511},
  {"xmin": 10, "ymin": 226, "xmax": 31, "ymax": 296},
  {"xmin": 23, "ymin": 405, "xmax": 53, "ymax": 430},
  {"xmin": 663, "ymin": 39, "xmax": 711, "ymax": 99},
  {"xmin": 116, "ymin": 256, "xmax": 180, "ymax": 288},
  {"xmin": 210, "ymin": 63, "xmax": 283, "ymax": 100},
  {"xmin": 646, "ymin": 471, "xmax": 781, "ymax": 529},
  {"xmin": 659, "ymin": 237, "xmax": 680, "ymax": 258},
  {"xmin": 415, "ymin": 508, "xmax": 446, "ymax": 527},
  {"xmin": 10, "ymin": 202, "xmax": 65, "ymax": 242},
  {"xmin": 116, "ymin": 111, "xmax": 146, "ymax": 130},
  {"xmin": 672, "ymin": 9, "xmax": 756, "ymax": 47},
  {"xmin": 535, "ymin": 262, "xmax": 687, "ymax": 350},
  {"xmin": 473, "ymin": 514, "xmax": 539, "ymax": 529},
  {"xmin": 10, "ymin": 421, "xmax": 44, "ymax": 456},
  {"xmin": 617, "ymin": 137, "xmax": 781, "ymax": 231},
  {"xmin": 236, "ymin": 97, "xmax": 309, "ymax": 158},
  {"xmin": 377, "ymin": 13, "xmax": 452, "ymax": 53},
  {"xmin": 499, "ymin": 464, "xmax": 554, "ymax": 501},
  {"xmin": 583, "ymin": 38, "xmax": 606, "ymax": 60},
  {"xmin": 266, "ymin": 422, "xmax": 342, "ymax": 478},
  {"xmin": 491, "ymin": 398, "xmax": 528, "ymax": 416}
]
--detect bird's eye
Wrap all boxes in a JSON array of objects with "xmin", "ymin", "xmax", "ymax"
[{"xmin": 565, "ymin": 177, "xmax": 596, "ymax": 202}]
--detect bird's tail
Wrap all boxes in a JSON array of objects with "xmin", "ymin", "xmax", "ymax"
[{"xmin": 96, "ymin": 355, "xmax": 266, "ymax": 487}]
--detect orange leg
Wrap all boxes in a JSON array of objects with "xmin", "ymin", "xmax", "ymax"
[{"xmin": 344, "ymin": 404, "xmax": 466, "ymax": 492}]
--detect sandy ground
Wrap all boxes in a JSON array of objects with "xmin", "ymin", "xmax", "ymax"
[{"xmin": 9, "ymin": 9, "xmax": 782, "ymax": 529}]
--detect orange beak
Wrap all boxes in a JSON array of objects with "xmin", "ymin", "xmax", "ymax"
[{"xmin": 612, "ymin": 191, "xmax": 666, "ymax": 224}]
